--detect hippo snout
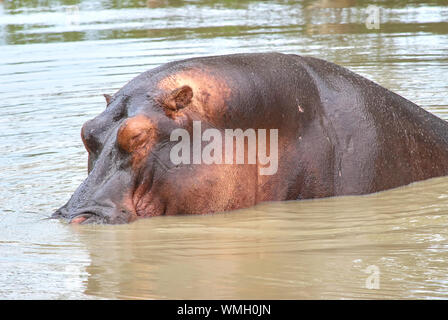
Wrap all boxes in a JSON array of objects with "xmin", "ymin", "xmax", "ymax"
[
  {"xmin": 52, "ymin": 204, "xmax": 134, "ymax": 225},
  {"xmin": 52, "ymin": 206, "xmax": 104, "ymax": 224}
]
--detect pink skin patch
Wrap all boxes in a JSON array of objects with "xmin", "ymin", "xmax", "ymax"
[{"xmin": 70, "ymin": 216, "xmax": 88, "ymax": 224}]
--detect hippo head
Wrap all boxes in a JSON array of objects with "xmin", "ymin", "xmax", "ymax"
[{"xmin": 52, "ymin": 67, "xmax": 278, "ymax": 224}]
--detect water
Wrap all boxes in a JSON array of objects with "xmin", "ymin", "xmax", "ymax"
[{"xmin": 1, "ymin": 0, "xmax": 448, "ymax": 299}]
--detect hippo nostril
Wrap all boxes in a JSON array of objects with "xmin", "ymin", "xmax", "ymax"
[
  {"xmin": 51, "ymin": 207, "xmax": 68, "ymax": 219},
  {"xmin": 51, "ymin": 210, "xmax": 62, "ymax": 218}
]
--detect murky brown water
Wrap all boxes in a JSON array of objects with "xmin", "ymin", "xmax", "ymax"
[{"xmin": 1, "ymin": 0, "xmax": 448, "ymax": 299}]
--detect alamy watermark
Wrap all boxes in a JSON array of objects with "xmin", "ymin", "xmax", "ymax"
[
  {"xmin": 364, "ymin": 265, "xmax": 380, "ymax": 289},
  {"xmin": 170, "ymin": 121, "xmax": 278, "ymax": 175},
  {"xmin": 365, "ymin": 5, "xmax": 381, "ymax": 30},
  {"xmin": 65, "ymin": 5, "xmax": 80, "ymax": 26}
]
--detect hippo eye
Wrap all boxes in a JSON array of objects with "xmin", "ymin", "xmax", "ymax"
[
  {"xmin": 81, "ymin": 120, "xmax": 100, "ymax": 154},
  {"xmin": 117, "ymin": 115, "xmax": 156, "ymax": 153}
]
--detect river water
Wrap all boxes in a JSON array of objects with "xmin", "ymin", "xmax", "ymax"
[{"xmin": 1, "ymin": 0, "xmax": 448, "ymax": 299}]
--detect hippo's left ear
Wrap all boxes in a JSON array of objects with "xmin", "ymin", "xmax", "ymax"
[
  {"xmin": 103, "ymin": 94, "xmax": 113, "ymax": 107},
  {"xmin": 160, "ymin": 85, "xmax": 193, "ymax": 111}
]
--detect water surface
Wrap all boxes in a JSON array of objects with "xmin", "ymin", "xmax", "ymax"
[{"xmin": 1, "ymin": 0, "xmax": 448, "ymax": 299}]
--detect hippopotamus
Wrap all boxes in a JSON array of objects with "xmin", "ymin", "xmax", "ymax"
[{"xmin": 53, "ymin": 52, "xmax": 448, "ymax": 224}]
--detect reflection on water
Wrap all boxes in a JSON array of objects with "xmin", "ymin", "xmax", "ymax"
[
  {"xmin": 1, "ymin": 0, "xmax": 448, "ymax": 299},
  {"xmin": 77, "ymin": 176, "xmax": 448, "ymax": 299}
]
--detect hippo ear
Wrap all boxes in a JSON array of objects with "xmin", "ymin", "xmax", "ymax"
[
  {"xmin": 161, "ymin": 85, "xmax": 193, "ymax": 111},
  {"xmin": 103, "ymin": 94, "xmax": 113, "ymax": 107}
]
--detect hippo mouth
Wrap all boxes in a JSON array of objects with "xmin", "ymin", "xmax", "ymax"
[
  {"xmin": 69, "ymin": 213, "xmax": 96, "ymax": 224},
  {"xmin": 52, "ymin": 206, "xmax": 112, "ymax": 224}
]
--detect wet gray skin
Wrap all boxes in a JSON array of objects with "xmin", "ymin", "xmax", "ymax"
[{"xmin": 53, "ymin": 53, "xmax": 448, "ymax": 225}]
